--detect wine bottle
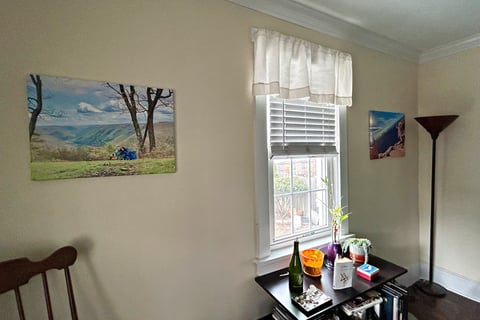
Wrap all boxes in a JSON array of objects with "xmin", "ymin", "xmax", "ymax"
[{"xmin": 289, "ymin": 239, "xmax": 303, "ymax": 293}]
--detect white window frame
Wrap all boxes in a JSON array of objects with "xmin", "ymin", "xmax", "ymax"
[{"xmin": 254, "ymin": 95, "xmax": 349, "ymax": 275}]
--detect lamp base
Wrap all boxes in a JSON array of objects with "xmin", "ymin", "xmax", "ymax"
[{"xmin": 415, "ymin": 279, "xmax": 447, "ymax": 297}]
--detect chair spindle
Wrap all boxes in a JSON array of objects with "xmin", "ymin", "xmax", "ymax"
[
  {"xmin": 14, "ymin": 287, "xmax": 26, "ymax": 320},
  {"xmin": 64, "ymin": 267, "xmax": 79, "ymax": 320},
  {"xmin": 41, "ymin": 272, "xmax": 54, "ymax": 320}
]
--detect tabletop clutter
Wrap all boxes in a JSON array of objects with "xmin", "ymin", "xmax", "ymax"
[
  {"xmin": 258, "ymin": 239, "xmax": 408, "ymax": 320},
  {"xmin": 288, "ymin": 239, "xmax": 383, "ymax": 318}
]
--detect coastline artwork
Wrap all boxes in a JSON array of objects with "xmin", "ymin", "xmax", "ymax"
[
  {"xmin": 26, "ymin": 74, "xmax": 176, "ymax": 180},
  {"xmin": 369, "ymin": 110, "xmax": 405, "ymax": 160}
]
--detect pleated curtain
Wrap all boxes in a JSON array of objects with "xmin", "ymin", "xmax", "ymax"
[{"xmin": 251, "ymin": 28, "xmax": 353, "ymax": 106}]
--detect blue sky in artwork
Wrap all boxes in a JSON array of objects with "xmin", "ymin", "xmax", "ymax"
[
  {"xmin": 369, "ymin": 110, "xmax": 404, "ymax": 132},
  {"xmin": 26, "ymin": 75, "xmax": 174, "ymax": 126}
]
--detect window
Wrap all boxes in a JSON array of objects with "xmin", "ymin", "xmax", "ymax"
[
  {"xmin": 255, "ymin": 96, "xmax": 348, "ymax": 273},
  {"xmin": 251, "ymin": 28, "xmax": 352, "ymax": 274},
  {"xmin": 271, "ymin": 157, "xmax": 336, "ymax": 243}
]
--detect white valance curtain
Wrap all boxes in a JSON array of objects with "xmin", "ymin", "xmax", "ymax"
[{"xmin": 251, "ymin": 28, "xmax": 353, "ymax": 106}]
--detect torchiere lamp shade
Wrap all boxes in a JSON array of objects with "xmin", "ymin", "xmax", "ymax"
[{"xmin": 414, "ymin": 115, "xmax": 458, "ymax": 139}]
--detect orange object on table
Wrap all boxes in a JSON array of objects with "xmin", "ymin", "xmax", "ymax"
[{"xmin": 300, "ymin": 249, "xmax": 324, "ymax": 277}]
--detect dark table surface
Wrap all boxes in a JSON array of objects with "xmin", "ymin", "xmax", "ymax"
[{"xmin": 255, "ymin": 255, "xmax": 407, "ymax": 320}]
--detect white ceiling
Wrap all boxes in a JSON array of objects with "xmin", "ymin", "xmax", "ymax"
[{"xmin": 228, "ymin": 0, "xmax": 480, "ymax": 63}]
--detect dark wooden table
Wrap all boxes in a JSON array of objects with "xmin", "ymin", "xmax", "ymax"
[{"xmin": 255, "ymin": 255, "xmax": 407, "ymax": 320}]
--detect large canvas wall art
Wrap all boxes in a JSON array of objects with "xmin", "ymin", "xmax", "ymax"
[
  {"xmin": 369, "ymin": 110, "xmax": 405, "ymax": 160},
  {"xmin": 26, "ymin": 74, "xmax": 176, "ymax": 180}
]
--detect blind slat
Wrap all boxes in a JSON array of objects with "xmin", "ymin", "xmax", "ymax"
[{"xmin": 269, "ymin": 97, "xmax": 338, "ymax": 157}]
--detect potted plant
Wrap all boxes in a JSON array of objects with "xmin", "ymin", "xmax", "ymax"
[
  {"xmin": 321, "ymin": 178, "xmax": 351, "ymax": 269},
  {"xmin": 342, "ymin": 237, "xmax": 372, "ymax": 264}
]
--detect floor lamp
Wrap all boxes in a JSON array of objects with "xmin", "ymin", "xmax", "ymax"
[{"xmin": 414, "ymin": 115, "xmax": 458, "ymax": 297}]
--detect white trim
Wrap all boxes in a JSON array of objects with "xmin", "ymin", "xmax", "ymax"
[
  {"xmin": 228, "ymin": 0, "xmax": 419, "ymax": 62},
  {"xmin": 419, "ymin": 33, "xmax": 480, "ymax": 63},
  {"xmin": 229, "ymin": 0, "xmax": 480, "ymax": 63},
  {"xmin": 255, "ymin": 96, "xmax": 271, "ymax": 260},
  {"xmin": 338, "ymin": 105, "xmax": 349, "ymax": 221},
  {"xmin": 420, "ymin": 261, "xmax": 480, "ymax": 303}
]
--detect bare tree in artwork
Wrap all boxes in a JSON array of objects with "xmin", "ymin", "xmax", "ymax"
[
  {"xmin": 27, "ymin": 74, "xmax": 43, "ymax": 141},
  {"xmin": 107, "ymin": 83, "xmax": 173, "ymax": 155},
  {"xmin": 107, "ymin": 84, "xmax": 145, "ymax": 153},
  {"xmin": 144, "ymin": 87, "xmax": 173, "ymax": 152}
]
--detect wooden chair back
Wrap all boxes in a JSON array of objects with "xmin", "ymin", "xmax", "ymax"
[{"xmin": 0, "ymin": 246, "xmax": 79, "ymax": 319}]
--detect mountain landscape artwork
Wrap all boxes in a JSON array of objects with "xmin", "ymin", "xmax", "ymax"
[
  {"xmin": 26, "ymin": 74, "xmax": 176, "ymax": 180},
  {"xmin": 369, "ymin": 110, "xmax": 405, "ymax": 160}
]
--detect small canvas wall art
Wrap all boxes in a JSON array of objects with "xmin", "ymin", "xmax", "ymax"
[
  {"xmin": 26, "ymin": 74, "xmax": 176, "ymax": 180},
  {"xmin": 369, "ymin": 110, "xmax": 405, "ymax": 160}
]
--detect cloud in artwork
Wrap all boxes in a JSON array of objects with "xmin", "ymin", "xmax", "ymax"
[
  {"xmin": 100, "ymin": 99, "xmax": 124, "ymax": 112},
  {"xmin": 77, "ymin": 102, "xmax": 102, "ymax": 113}
]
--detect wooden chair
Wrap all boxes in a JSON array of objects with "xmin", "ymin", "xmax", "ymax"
[{"xmin": 0, "ymin": 246, "xmax": 79, "ymax": 319}]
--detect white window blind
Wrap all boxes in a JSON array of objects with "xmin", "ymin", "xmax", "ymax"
[{"xmin": 269, "ymin": 97, "xmax": 337, "ymax": 157}]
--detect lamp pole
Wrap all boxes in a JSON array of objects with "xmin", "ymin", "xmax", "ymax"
[
  {"xmin": 414, "ymin": 115, "xmax": 458, "ymax": 297},
  {"xmin": 428, "ymin": 131, "xmax": 437, "ymax": 286}
]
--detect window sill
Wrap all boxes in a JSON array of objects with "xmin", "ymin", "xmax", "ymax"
[{"xmin": 255, "ymin": 234, "xmax": 354, "ymax": 276}]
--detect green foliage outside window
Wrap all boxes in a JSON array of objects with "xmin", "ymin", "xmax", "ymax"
[{"xmin": 274, "ymin": 176, "xmax": 308, "ymax": 194}]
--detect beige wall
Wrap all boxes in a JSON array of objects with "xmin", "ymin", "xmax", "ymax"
[
  {"xmin": 347, "ymin": 50, "xmax": 419, "ymax": 274},
  {"xmin": 418, "ymin": 48, "xmax": 480, "ymax": 282},
  {"xmin": 0, "ymin": 0, "xmax": 419, "ymax": 318}
]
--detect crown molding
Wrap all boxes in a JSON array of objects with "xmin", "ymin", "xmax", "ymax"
[
  {"xmin": 229, "ymin": 0, "xmax": 480, "ymax": 64},
  {"xmin": 419, "ymin": 34, "xmax": 480, "ymax": 63},
  {"xmin": 228, "ymin": 0, "xmax": 420, "ymax": 62}
]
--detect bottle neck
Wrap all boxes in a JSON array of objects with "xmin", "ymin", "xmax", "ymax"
[{"xmin": 293, "ymin": 240, "xmax": 299, "ymax": 254}]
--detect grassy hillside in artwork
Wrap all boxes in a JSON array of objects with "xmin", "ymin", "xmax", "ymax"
[
  {"xmin": 29, "ymin": 122, "xmax": 176, "ymax": 180},
  {"xmin": 36, "ymin": 123, "xmax": 136, "ymax": 147},
  {"xmin": 31, "ymin": 122, "xmax": 175, "ymax": 160},
  {"xmin": 31, "ymin": 157, "xmax": 176, "ymax": 180}
]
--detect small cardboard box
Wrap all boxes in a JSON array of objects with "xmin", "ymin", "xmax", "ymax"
[
  {"xmin": 333, "ymin": 257, "xmax": 354, "ymax": 290},
  {"xmin": 356, "ymin": 263, "xmax": 380, "ymax": 281}
]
